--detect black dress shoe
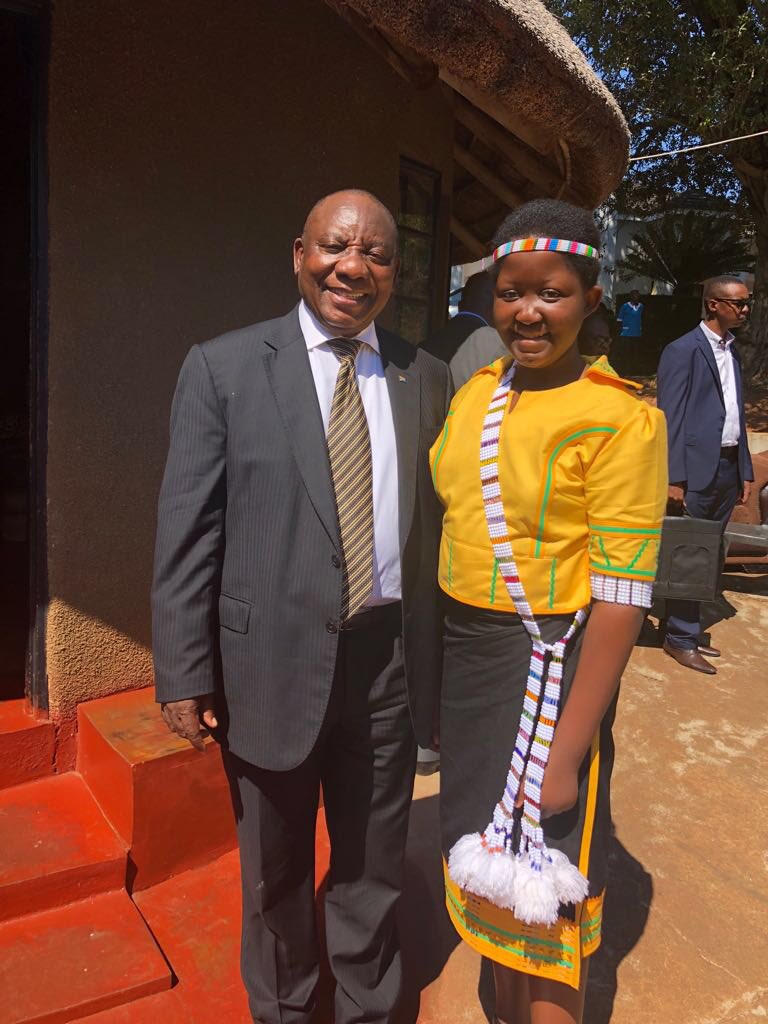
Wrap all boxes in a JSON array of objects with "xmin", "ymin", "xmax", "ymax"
[
  {"xmin": 663, "ymin": 641, "xmax": 716, "ymax": 675},
  {"xmin": 697, "ymin": 643, "xmax": 721, "ymax": 658}
]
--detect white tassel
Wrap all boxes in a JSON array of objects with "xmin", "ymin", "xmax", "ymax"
[
  {"xmin": 547, "ymin": 848, "xmax": 590, "ymax": 906},
  {"xmin": 448, "ymin": 832, "xmax": 519, "ymax": 910},
  {"xmin": 513, "ymin": 858, "xmax": 560, "ymax": 926}
]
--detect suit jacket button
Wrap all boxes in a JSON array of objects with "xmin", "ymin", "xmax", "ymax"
[
  {"xmin": 326, "ymin": 620, "xmax": 338, "ymax": 634},
  {"xmin": 331, "ymin": 554, "xmax": 341, "ymax": 568}
]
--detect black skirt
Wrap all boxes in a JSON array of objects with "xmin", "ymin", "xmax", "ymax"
[{"xmin": 439, "ymin": 596, "xmax": 616, "ymax": 986}]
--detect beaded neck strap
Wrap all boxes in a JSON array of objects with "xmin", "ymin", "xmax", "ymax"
[{"xmin": 448, "ymin": 362, "xmax": 590, "ymax": 926}]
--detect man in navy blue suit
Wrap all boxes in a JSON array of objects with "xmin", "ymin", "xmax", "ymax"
[{"xmin": 656, "ymin": 276, "xmax": 754, "ymax": 674}]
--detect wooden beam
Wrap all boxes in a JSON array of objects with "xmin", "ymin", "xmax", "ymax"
[
  {"xmin": 453, "ymin": 142, "xmax": 524, "ymax": 211},
  {"xmin": 450, "ymin": 215, "xmax": 486, "ymax": 259},
  {"xmin": 323, "ymin": 0, "xmax": 438, "ymax": 89},
  {"xmin": 450, "ymin": 91, "xmax": 567, "ymax": 198}
]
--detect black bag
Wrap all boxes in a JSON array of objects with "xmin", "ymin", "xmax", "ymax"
[{"xmin": 653, "ymin": 515, "xmax": 723, "ymax": 603}]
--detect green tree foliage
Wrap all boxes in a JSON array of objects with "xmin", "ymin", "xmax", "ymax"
[
  {"xmin": 550, "ymin": 1, "xmax": 768, "ymax": 373},
  {"xmin": 618, "ymin": 212, "xmax": 755, "ymax": 294}
]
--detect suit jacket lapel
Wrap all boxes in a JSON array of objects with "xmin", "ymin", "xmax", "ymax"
[
  {"xmin": 263, "ymin": 307, "xmax": 340, "ymax": 551},
  {"xmin": 380, "ymin": 330, "xmax": 420, "ymax": 554},
  {"xmin": 694, "ymin": 326, "xmax": 724, "ymax": 405}
]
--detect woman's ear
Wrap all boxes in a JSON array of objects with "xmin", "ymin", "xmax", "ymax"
[{"xmin": 584, "ymin": 285, "xmax": 603, "ymax": 317}]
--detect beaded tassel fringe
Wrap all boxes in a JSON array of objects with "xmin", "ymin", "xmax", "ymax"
[{"xmin": 447, "ymin": 365, "xmax": 589, "ymax": 926}]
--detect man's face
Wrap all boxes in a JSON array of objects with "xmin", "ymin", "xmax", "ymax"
[
  {"xmin": 630, "ymin": 290, "xmax": 640, "ymax": 304},
  {"xmin": 707, "ymin": 281, "xmax": 751, "ymax": 333},
  {"xmin": 578, "ymin": 315, "xmax": 612, "ymax": 356},
  {"xmin": 293, "ymin": 194, "xmax": 399, "ymax": 337}
]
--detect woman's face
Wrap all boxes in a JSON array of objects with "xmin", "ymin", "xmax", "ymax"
[{"xmin": 493, "ymin": 250, "xmax": 601, "ymax": 370}]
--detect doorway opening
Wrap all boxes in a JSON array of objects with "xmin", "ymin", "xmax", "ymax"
[{"xmin": 0, "ymin": 7, "xmax": 44, "ymax": 706}]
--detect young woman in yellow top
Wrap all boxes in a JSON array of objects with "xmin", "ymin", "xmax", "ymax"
[{"xmin": 430, "ymin": 200, "xmax": 667, "ymax": 1024}]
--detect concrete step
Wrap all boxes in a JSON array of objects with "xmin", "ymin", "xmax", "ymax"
[
  {"xmin": 77, "ymin": 687, "xmax": 237, "ymax": 891},
  {"xmin": 0, "ymin": 700, "xmax": 55, "ymax": 790},
  {"xmin": 0, "ymin": 773, "xmax": 126, "ymax": 923},
  {"xmin": 0, "ymin": 890, "xmax": 172, "ymax": 1024}
]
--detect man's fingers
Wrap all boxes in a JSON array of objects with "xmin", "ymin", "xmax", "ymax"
[
  {"xmin": 201, "ymin": 708, "xmax": 218, "ymax": 729},
  {"xmin": 199, "ymin": 696, "xmax": 218, "ymax": 729},
  {"xmin": 161, "ymin": 704, "xmax": 207, "ymax": 752},
  {"xmin": 174, "ymin": 708, "xmax": 207, "ymax": 752}
]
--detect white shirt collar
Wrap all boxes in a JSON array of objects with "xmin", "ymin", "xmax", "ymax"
[
  {"xmin": 700, "ymin": 320, "xmax": 734, "ymax": 350},
  {"xmin": 298, "ymin": 299, "xmax": 380, "ymax": 354}
]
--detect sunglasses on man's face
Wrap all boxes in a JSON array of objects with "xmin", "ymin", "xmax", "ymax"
[{"xmin": 714, "ymin": 296, "xmax": 752, "ymax": 312}]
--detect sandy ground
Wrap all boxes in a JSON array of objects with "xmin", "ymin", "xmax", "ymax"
[{"xmin": 398, "ymin": 572, "xmax": 768, "ymax": 1024}]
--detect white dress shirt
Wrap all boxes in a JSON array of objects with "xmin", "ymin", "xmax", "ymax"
[
  {"xmin": 298, "ymin": 300, "xmax": 401, "ymax": 605},
  {"xmin": 699, "ymin": 320, "xmax": 740, "ymax": 446}
]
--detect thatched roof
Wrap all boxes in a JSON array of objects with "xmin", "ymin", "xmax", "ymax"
[{"xmin": 325, "ymin": 0, "xmax": 630, "ymax": 262}]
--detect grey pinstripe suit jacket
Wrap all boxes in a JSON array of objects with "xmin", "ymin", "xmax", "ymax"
[{"xmin": 152, "ymin": 305, "xmax": 452, "ymax": 770}]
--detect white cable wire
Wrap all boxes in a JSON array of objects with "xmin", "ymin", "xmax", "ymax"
[{"xmin": 629, "ymin": 127, "xmax": 768, "ymax": 162}]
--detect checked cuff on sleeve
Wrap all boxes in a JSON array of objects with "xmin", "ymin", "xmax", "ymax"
[{"xmin": 590, "ymin": 572, "xmax": 653, "ymax": 609}]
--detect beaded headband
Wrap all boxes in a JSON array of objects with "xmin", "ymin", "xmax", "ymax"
[{"xmin": 492, "ymin": 237, "xmax": 599, "ymax": 262}]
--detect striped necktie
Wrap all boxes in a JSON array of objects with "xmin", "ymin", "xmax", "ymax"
[{"xmin": 327, "ymin": 338, "xmax": 374, "ymax": 620}]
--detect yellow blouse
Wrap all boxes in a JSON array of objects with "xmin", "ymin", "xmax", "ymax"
[{"xmin": 430, "ymin": 356, "xmax": 668, "ymax": 615}]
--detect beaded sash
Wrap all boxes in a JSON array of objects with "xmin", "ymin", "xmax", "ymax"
[{"xmin": 447, "ymin": 363, "xmax": 590, "ymax": 926}]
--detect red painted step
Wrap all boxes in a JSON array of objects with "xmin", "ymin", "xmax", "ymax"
[
  {"xmin": 77, "ymin": 688, "xmax": 236, "ymax": 891},
  {"xmin": 70, "ymin": 989, "xmax": 188, "ymax": 1023},
  {"xmin": 131, "ymin": 813, "xmax": 333, "ymax": 1023},
  {"xmin": 132, "ymin": 849, "xmax": 250, "ymax": 1022},
  {"xmin": 0, "ymin": 699, "xmax": 55, "ymax": 790},
  {"xmin": 0, "ymin": 890, "xmax": 172, "ymax": 1024},
  {"xmin": 0, "ymin": 773, "xmax": 126, "ymax": 922}
]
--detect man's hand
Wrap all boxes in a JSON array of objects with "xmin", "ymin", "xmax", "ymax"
[
  {"xmin": 739, "ymin": 480, "xmax": 752, "ymax": 505},
  {"xmin": 160, "ymin": 695, "xmax": 218, "ymax": 752},
  {"xmin": 667, "ymin": 483, "xmax": 686, "ymax": 511}
]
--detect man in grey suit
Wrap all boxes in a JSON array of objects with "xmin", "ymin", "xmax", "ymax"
[{"xmin": 152, "ymin": 190, "xmax": 451, "ymax": 1024}]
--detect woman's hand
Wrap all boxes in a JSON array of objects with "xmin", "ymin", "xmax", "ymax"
[
  {"xmin": 540, "ymin": 758, "xmax": 579, "ymax": 818},
  {"xmin": 514, "ymin": 759, "xmax": 579, "ymax": 818}
]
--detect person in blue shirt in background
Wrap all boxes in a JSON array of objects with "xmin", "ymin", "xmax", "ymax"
[
  {"xmin": 619, "ymin": 289, "xmax": 644, "ymax": 338},
  {"xmin": 615, "ymin": 289, "xmax": 644, "ymax": 374}
]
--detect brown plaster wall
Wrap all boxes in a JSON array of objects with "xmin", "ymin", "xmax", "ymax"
[{"xmin": 45, "ymin": 0, "xmax": 454, "ymax": 717}]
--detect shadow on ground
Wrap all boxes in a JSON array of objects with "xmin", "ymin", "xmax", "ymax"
[
  {"xmin": 396, "ymin": 792, "xmax": 461, "ymax": 1023},
  {"xmin": 637, "ymin": 570, "xmax": 767, "ymax": 652},
  {"xmin": 720, "ymin": 570, "xmax": 768, "ymax": 596},
  {"xmin": 396, "ymin": 787, "xmax": 652, "ymax": 1024},
  {"xmin": 584, "ymin": 832, "xmax": 653, "ymax": 1024}
]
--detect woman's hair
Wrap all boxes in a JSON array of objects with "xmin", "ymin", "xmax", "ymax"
[{"xmin": 489, "ymin": 199, "xmax": 601, "ymax": 288}]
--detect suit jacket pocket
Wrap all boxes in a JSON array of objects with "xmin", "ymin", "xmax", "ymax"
[{"xmin": 219, "ymin": 593, "xmax": 251, "ymax": 634}]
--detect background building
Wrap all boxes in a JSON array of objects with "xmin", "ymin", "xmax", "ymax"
[{"xmin": 2, "ymin": 0, "xmax": 630, "ymax": 756}]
